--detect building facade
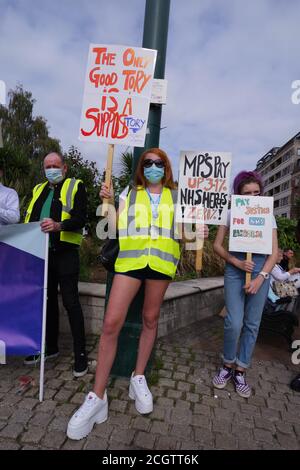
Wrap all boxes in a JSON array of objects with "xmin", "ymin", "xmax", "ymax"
[{"xmin": 255, "ymin": 131, "xmax": 300, "ymax": 218}]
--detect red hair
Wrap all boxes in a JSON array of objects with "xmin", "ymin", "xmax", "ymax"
[{"xmin": 134, "ymin": 148, "xmax": 176, "ymax": 189}]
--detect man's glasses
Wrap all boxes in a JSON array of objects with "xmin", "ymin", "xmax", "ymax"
[{"xmin": 143, "ymin": 159, "xmax": 165, "ymax": 169}]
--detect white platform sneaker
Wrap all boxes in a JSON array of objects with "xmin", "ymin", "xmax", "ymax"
[
  {"xmin": 129, "ymin": 373, "xmax": 153, "ymax": 414},
  {"xmin": 67, "ymin": 391, "xmax": 108, "ymax": 440}
]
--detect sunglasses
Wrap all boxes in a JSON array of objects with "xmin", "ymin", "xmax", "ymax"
[{"xmin": 143, "ymin": 159, "xmax": 165, "ymax": 169}]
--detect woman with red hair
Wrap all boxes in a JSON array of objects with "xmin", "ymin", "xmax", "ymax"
[{"xmin": 67, "ymin": 148, "xmax": 208, "ymax": 440}]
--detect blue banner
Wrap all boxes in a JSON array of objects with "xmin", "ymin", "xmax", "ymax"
[{"xmin": 0, "ymin": 222, "xmax": 47, "ymax": 357}]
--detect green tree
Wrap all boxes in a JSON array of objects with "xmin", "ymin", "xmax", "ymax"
[
  {"xmin": 118, "ymin": 151, "xmax": 133, "ymax": 190},
  {"xmin": 276, "ymin": 216, "xmax": 299, "ymax": 250},
  {"xmin": 64, "ymin": 146, "xmax": 101, "ymax": 234},
  {"xmin": 0, "ymin": 84, "xmax": 61, "ymax": 160}
]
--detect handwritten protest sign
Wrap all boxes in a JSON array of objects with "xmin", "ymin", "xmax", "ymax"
[
  {"xmin": 176, "ymin": 151, "xmax": 231, "ymax": 225},
  {"xmin": 229, "ymin": 195, "xmax": 274, "ymax": 255},
  {"xmin": 79, "ymin": 44, "xmax": 157, "ymax": 147}
]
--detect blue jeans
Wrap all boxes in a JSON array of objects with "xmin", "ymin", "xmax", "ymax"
[{"xmin": 223, "ymin": 252, "xmax": 270, "ymax": 368}]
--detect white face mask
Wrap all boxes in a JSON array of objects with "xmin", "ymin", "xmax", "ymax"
[{"xmin": 45, "ymin": 168, "xmax": 64, "ymax": 184}]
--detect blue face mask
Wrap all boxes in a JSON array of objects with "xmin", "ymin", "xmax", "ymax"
[
  {"xmin": 45, "ymin": 168, "xmax": 64, "ymax": 184},
  {"xmin": 144, "ymin": 166, "xmax": 165, "ymax": 184}
]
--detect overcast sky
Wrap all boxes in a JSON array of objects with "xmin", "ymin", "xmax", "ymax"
[{"xmin": 1, "ymin": 0, "xmax": 299, "ymax": 181}]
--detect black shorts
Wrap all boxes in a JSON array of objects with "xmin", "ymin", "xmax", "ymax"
[{"xmin": 116, "ymin": 265, "xmax": 172, "ymax": 281}]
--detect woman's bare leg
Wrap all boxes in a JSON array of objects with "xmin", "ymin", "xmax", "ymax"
[
  {"xmin": 93, "ymin": 274, "xmax": 142, "ymax": 398},
  {"xmin": 134, "ymin": 279, "xmax": 170, "ymax": 375}
]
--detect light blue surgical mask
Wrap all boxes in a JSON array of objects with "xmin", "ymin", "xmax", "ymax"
[
  {"xmin": 45, "ymin": 168, "xmax": 64, "ymax": 184},
  {"xmin": 144, "ymin": 166, "xmax": 165, "ymax": 184}
]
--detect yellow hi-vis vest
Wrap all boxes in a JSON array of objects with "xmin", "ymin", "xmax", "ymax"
[
  {"xmin": 115, "ymin": 186, "xmax": 180, "ymax": 279},
  {"xmin": 25, "ymin": 178, "xmax": 83, "ymax": 246}
]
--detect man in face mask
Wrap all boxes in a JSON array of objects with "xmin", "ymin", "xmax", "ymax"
[
  {"xmin": 24, "ymin": 152, "xmax": 88, "ymax": 377},
  {"xmin": 0, "ymin": 159, "xmax": 20, "ymax": 226}
]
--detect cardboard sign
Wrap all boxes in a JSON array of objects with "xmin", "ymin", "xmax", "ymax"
[
  {"xmin": 229, "ymin": 195, "xmax": 274, "ymax": 254},
  {"xmin": 176, "ymin": 150, "xmax": 231, "ymax": 225},
  {"xmin": 79, "ymin": 44, "xmax": 157, "ymax": 147}
]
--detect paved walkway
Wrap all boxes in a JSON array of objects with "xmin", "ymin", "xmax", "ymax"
[{"xmin": 0, "ymin": 316, "xmax": 299, "ymax": 450}]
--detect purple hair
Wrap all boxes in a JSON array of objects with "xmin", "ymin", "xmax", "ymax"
[{"xmin": 233, "ymin": 171, "xmax": 264, "ymax": 195}]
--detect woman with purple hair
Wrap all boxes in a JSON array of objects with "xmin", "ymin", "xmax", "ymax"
[{"xmin": 212, "ymin": 171, "xmax": 278, "ymax": 398}]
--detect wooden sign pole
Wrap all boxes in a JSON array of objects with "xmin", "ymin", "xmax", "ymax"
[
  {"xmin": 195, "ymin": 226, "xmax": 204, "ymax": 272},
  {"xmin": 101, "ymin": 144, "xmax": 114, "ymax": 217},
  {"xmin": 245, "ymin": 252, "xmax": 252, "ymax": 287}
]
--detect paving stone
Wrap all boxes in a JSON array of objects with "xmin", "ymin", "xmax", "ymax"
[
  {"xmin": 18, "ymin": 398, "xmax": 39, "ymax": 410},
  {"xmin": 110, "ymin": 428, "xmax": 135, "ymax": 446},
  {"xmin": 174, "ymin": 399, "xmax": 191, "ymax": 410},
  {"xmin": 180, "ymin": 441, "xmax": 202, "ymax": 450},
  {"xmin": 132, "ymin": 417, "xmax": 151, "ymax": 432},
  {"xmin": 151, "ymin": 421, "xmax": 169, "ymax": 435},
  {"xmin": 70, "ymin": 392, "xmax": 86, "ymax": 405},
  {"xmin": 21, "ymin": 426, "xmax": 46, "ymax": 444},
  {"xmin": 63, "ymin": 439, "xmax": 85, "ymax": 450},
  {"xmin": 177, "ymin": 381, "xmax": 191, "ymax": 392},
  {"xmin": 191, "ymin": 413, "xmax": 211, "ymax": 429},
  {"xmin": 176, "ymin": 365, "xmax": 191, "ymax": 374},
  {"xmin": 158, "ymin": 369, "xmax": 172, "ymax": 379},
  {"xmin": 215, "ymin": 433, "xmax": 238, "ymax": 450},
  {"xmin": 54, "ymin": 389, "xmax": 74, "ymax": 402},
  {"xmin": 0, "ymin": 423, "xmax": 24, "ymax": 439},
  {"xmin": 276, "ymin": 432, "xmax": 300, "ymax": 450},
  {"xmin": 173, "ymin": 372, "xmax": 186, "ymax": 381},
  {"xmin": 91, "ymin": 422, "xmax": 115, "ymax": 439},
  {"xmin": 0, "ymin": 439, "xmax": 21, "ymax": 450},
  {"xmin": 267, "ymin": 399, "xmax": 286, "ymax": 412},
  {"xmin": 194, "ymin": 427, "xmax": 214, "ymax": 447},
  {"xmin": 41, "ymin": 431, "xmax": 66, "ymax": 449},
  {"xmin": 167, "ymin": 407, "xmax": 192, "ymax": 426},
  {"xmin": 213, "ymin": 407, "xmax": 234, "ymax": 422},
  {"xmin": 166, "ymin": 389, "xmax": 183, "ymax": 400},
  {"xmin": 0, "ymin": 406, "xmax": 14, "ymax": 420},
  {"xmin": 193, "ymin": 403, "xmax": 211, "ymax": 416},
  {"xmin": 48, "ymin": 415, "xmax": 69, "ymax": 432},
  {"xmin": 261, "ymin": 408, "xmax": 281, "ymax": 422},
  {"xmin": 275, "ymin": 422, "xmax": 295, "ymax": 435},
  {"xmin": 30, "ymin": 412, "xmax": 54, "ymax": 427},
  {"xmin": 281, "ymin": 411, "xmax": 300, "ymax": 425},
  {"xmin": 109, "ymin": 399, "xmax": 128, "ymax": 414},
  {"xmin": 240, "ymin": 403, "xmax": 261, "ymax": 417},
  {"xmin": 150, "ymin": 406, "xmax": 166, "ymax": 421},
  {"xmin": 254, "ymin": 417, "xmax": 276, "ymax": 433},
  {"xmin": 155, "ymin": 436, "xmax": 178, "ymax": 450},
  {"xmin": 54, "ymin": 403, "xmax": 77, "ymax": 416},
  {"xmin": 213, "ymin": 419, "xmax": 232, "ymax": 434},
  {"xmin": 158, "ymin": 378, "xmax": 176, "ymax": 388},
  {"xmin": 170, "ymin": 424, "xmax": 192, "ymax": 439},
  {"xmin": 83, "ymin": 437, "xmax": 108, "ymax": 450},
  {"xmin": 186, "ymin": 392, "xmax": 199, "ymax": 403},
  {"xmin": 134, "ymin": 431, "xmax": 156, "ymax": 450},
  {"xmin": 36, "ymin": 400, "xmax": 58, "ymax": 414},
  {"xmin": 253, "ymin": 428, "xmax": 275, "ymax": 445},
  {"xmin": 108, "ymin": 414, "xmax": 132, "ymax": 428},
  {"xmin": 156, "ymin": 397, "xmax": 174, "ymax": 408}
]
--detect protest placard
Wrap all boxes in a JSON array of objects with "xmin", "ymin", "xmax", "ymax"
[
  {"xmin": 176, "ymin": 150, "xmax": 232, "ymax": 225},
  {"xmin": 79, "ymin": 44, "xmax": 157, "ymax": 147},
  {"xmin": 229, "ymin": 195, "xmax": 274, "ymax": 255}
]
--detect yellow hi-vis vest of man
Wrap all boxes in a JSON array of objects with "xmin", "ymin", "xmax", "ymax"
[
  {"xmin": 25, "ymin": 178, "xmax": 83, "ymax": 245},
  {"xmin": 115, "ymin": 187, "xmax": 180, "ymax": 278}
]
